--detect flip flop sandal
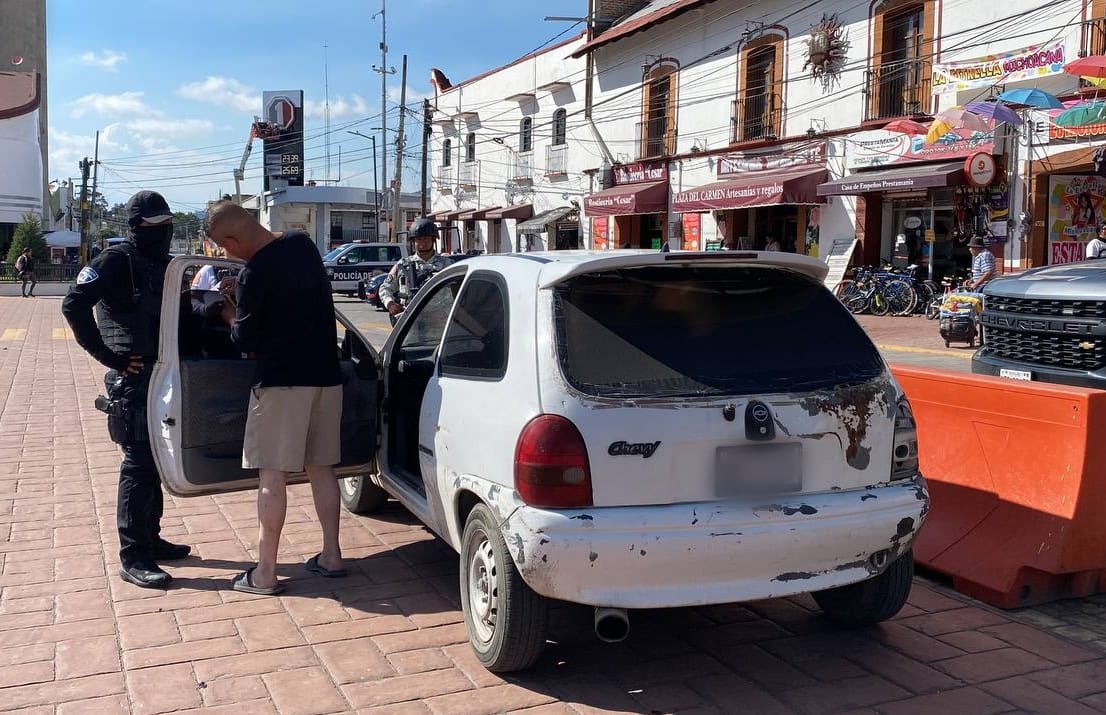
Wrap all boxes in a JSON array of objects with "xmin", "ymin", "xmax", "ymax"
[
  {"xmin": 305, "ymin": 554, "xmax": 348, "ymax": 578},
  {"xmin": 232, "ymin": 567, "xmax": 284, "ymax": 595}
]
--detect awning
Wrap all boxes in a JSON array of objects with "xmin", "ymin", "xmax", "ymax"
[
  {"xmin": 486, "ymin": 204, "xmax": 533, "ymax": 220},
  {"xmin": 517, "ymin": 206, "xmax": 577, "ymax": 232},
  {"xmin": 817, "ymin": 162, "xmax": 967, "ymax": 196},
  {"xmin": 584, "ymin": 180, "xmax": 668, "ymax": 216},
  {"xmin": 434, "ymin": 209, "xmax": 468, "ymax": 221},
  {"xmin": 457, "ymin": 206, "xmax": 502, "ymax": 220},
  {"xmin": 672, "ymin": 166, "xmax": 827, "ymax": 213}
]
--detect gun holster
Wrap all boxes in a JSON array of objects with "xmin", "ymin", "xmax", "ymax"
[{"xmin": 95, "ymin": 377, "xmax": 148, "ymax": 445}]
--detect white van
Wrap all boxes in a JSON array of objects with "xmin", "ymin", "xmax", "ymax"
[{"xmin": 322, "ymin": 242, "xmax": 407, "ymax": 293}]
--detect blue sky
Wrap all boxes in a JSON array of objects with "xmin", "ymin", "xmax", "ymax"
[{"xmin": 47, "ymin": 0, "xmax": 583, "ymax": 212}]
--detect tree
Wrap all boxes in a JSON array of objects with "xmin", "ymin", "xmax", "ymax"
[{"xmin": 6, "ymin": 213, "xmax": 50, "ymax": 265}]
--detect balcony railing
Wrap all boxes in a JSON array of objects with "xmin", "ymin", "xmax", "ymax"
[
  {"xmin": 458, "ymin": 161, "xmax": 478, "ymax": 190},
  {"xmin": 730, "ymin": 92, "xmax": 782, "ymax": 144},
  {"xmin": 511, "ymin": 153, "xmax": 533, "ymax": 183},
  {"xmin": 863, "ymin": 58, "xmax": 932, "ymax": 122},
  {"xmin": 1085, "ymin": 17, "xmax": 1106, "ymax": 58},
  {"xmin": 545, "ymin": 144, "xmax": 567, "ymax": 177},
  {"xmin": 636, "ymin": 120, "xmax": 677, "ymax": 159},
  {"xmin": 436, "ymin": 164, "xmax": 454, "ymax": 192}
]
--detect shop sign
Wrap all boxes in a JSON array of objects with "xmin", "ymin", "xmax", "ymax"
[
  {"xmin": 1027, "ymin": 108, "xmax": 1106, "ymax": 146},
  {"xmin": 1047, "ymin": 174, "xmax": 1106, "ymax": 263},
  {"xmin": 612, "ymin": 161, "xmax": 667, "ymax": 185},
  {"xmin": 716, "ymin": 141, "xmax": 825, "ymax": 177},
  {"xmin": 591, "ymin": 217, "xmax": 610, "ymax": 250},
  {"xmin": 964, "ymin": 153, "xmax": 997, "ymax": 187},
  {"xmin": 931, "ymin": 41, "xmax": 1066, "ymax": 95},
  {"xmin": 681, "ymin": 212, "xmax": 701, "ymax": 251},
  {"xmin": 845, "ymin": 129, "xmax": 994, "ymax": 169}
]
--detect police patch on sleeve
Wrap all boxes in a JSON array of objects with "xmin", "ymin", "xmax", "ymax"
[{"xmin": 76, "ymin": 266, "xmax": 99, "ymax": 285}]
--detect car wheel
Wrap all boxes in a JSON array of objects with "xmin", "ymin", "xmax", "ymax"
[
  {"xmin": 813, "ymin": 549, "xmax": 914, "ymax": 625},
  {"xmin": 460, "ymin": 504, "xmax": 547, "ymax": 672},
  {"xmin": 339, "ymin": 471, "xmax": 388, "ymax": 514}
]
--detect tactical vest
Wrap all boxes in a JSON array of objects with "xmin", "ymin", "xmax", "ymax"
[{"xmin": 94, "ymin": 243, "xmax": 167, "ymax": 358}]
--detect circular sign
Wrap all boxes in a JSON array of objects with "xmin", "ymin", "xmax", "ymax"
[
  {"xmin": 903, "ymin": 216, "xmax": 923, "ymax": 229},
  {"xmin": 965, "ymin": 152, "xmax": 997, "ymax": 187},
  {"xmin": 265, "ymin": 95, "xmax": 296, "ymax": 131},
  {"xmin": 10, "ymin": 56, "xmax": 23, "ymax": 66}
]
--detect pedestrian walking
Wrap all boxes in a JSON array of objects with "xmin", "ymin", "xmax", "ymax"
[
  {"xmin": 61, "ymin": 191, "xmax": 191, "ymax": 589},
  {"xmin": 204, "ymin": 201, "xmax": 346, "ymax": 595},
  {"xmin": 15, "ymin": 248, "xmax": 36, "ymax": 297}
]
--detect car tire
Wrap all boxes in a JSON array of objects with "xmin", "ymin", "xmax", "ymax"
[
  {"xmin": 460, "ymin": 504, "xmax": 548, "ymax": 672},
  {"xmin": 339, "ymin": 471, "xmax": 389, "ymax": 514},
  {"xmin": 813, "ymin": 549, "xmax": 914, "ymax": 625}
]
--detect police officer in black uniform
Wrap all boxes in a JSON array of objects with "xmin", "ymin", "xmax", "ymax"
[{"xmin": 62, "ymin": 191, "xmax": 191, "ymax": 589}]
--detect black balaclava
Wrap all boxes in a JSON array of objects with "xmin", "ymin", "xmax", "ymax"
[{"xmin": 131, "ymin": 222, "xmax": 173, "ymax": 261}]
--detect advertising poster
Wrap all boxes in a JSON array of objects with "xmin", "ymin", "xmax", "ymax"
[
  {"xmin": 681, "ymin": 213, "xmax": 701, "ymax": 251},
  {"xmin": 262, "ymin": 90, "xmax": 305, "ymax": 190},
  {"xmin": 804, "ymin": 206, "xmax": 820, "ymax": 257},
  {"xmin": 1048, "ymin": 174, "xmax": 1105, "ymax": 263},
  {"xmin": 932, "ymin": 42, "xmax": 1066, "ymax": 95},
  {"xmin": 591, "ymin": 217, "xmax": 609, "ymax": 250}
]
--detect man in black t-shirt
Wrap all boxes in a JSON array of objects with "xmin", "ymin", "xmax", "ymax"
[{"xmin": 204, "ymin": 202, "xmax": 346, "ymax": 595}]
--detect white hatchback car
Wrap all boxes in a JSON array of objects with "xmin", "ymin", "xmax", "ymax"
[{"xmin": 150, "ymin": 250, "xmax": 928, "ymax": 672}]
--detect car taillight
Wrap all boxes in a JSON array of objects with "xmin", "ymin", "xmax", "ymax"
[
  {"xmin": 891, "ymin": 397, "xmax": 919, "ymax": 480},
  {"xmin": 514, "ymin": 415, "xmax": 593, "ymax": 508}
]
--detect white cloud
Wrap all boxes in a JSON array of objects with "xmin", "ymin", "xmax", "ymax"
[
  {"xmin": 70, "ymin": 91, "xmax": 156, "ymax": 119},
  {"xmin": 126, "ymin": 118, "xmax": 215, "ymax": 136},
  {"xmin": 79, "ymin": 49, "xmax": 127, "ymax": 71},
  {"xmin": 388, "ymin": 85, "xmax": 432, "ymax": 106},
  {"xmin": 304, "ymin": 94, "xmax": 371, "ymax": 120},
  {"xmin": 177, "ymin": 76, "xmax": 259, "ymax": 114}
]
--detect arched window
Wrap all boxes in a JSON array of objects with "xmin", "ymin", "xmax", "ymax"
[
  {"xmin": 466, "ymin": 132, "xmax": 476, "ymax": 162},
  {"xmin": 442, "ymin": 139, "xmax": 452, "ymax": 167},
  {"xmin": 519, "ymin": 117, "xmax": 533, "ymax": 153},
  {"xmin": 552, "ymin": 108, "xmax": 567, "ymax": 146},
  {"xmin": 641, "ymin": 60, "xmax": 678, "ymax": 158},
  {"xmin": 736, "ymin": 34, "xmax": 785, "ymax": 142},
  {"xmin": 869, "ymin": 0, "xmax": 934, "ymax": 120}
]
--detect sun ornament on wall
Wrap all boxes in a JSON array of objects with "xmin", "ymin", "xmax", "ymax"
[{"xmin": 803, "ymin": 14, "xmax": 850, "ymax": 90}]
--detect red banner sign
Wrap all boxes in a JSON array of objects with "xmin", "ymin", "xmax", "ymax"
[
  {"xmin": 613, "ymin": 161, "xmax": 668, "ymax": 185},
  {"xmin": 592, "ymin": 217, "xmax": 610, "ymax": 250},
  {"xmin": 1050, "ymin": 241, "xmax": 1085, "ymax": 265},
  {"xmin": 681, "ymin": 213, "xmax": 701, "ymax": 251}
]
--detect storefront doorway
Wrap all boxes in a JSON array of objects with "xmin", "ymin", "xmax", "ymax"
[
  {"xmin": 754, "ymin": 205, "xmax": 800, "ymax": 252},
  {"xmin": 885, "ymin": 191, "xmax": 964, "ymax": 279}
]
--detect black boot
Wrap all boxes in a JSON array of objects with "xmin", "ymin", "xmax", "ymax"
[{"xmin": 119, "ymin": 562, "xmax": 172, "ymax": 589}]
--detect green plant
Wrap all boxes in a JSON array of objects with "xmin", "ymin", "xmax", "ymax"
[{"xmin": 6, "ymin": 213, "xmax": 50, "ymax": 266}]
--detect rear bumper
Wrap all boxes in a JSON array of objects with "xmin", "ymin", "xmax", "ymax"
[{"xmin": 502, "ymin": 475, "xmax": 928, "ymax": 609}]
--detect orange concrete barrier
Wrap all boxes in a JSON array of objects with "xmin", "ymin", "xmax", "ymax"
[{"xmin": 891, "ymin": 365, "xmax": 1106, "ymax": 608}]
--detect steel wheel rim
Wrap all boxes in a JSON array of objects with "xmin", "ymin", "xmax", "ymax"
[{"xmin": 467, "ymin": 529, "xmax": 499, "ymax": 644}]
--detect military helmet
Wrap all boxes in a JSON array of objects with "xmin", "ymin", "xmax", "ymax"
[{"xmin": 409, "ymin": 217, "xmax": 437, "ymax": 239}]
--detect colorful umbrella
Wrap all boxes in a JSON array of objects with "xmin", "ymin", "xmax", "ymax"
[
  {"xmin": 965, "ymin": 101, "xmax": 1022, "ymax": 125},
  {"xmin": 1082, "ymin": 76, "xmax": 1106, "ymax": 89},
  {"xmin": 925, "ymin": 119, "xmax": 955, "ymax": 144},
  {"xmin": 1065, "ymin": 55, "xmax": 1106, "ymax": 78},
  {"xmin": 934, "ymin": 106, "xmax": 991, "ymax": 132},
  {"xmin": 996, "ymin": 87, "xmax": 1064, "ymax": 108},
  {"xmin": 1055, "ymin": 102, "xmax": 1106, "ymax": 127},
  {"xmin": 883, "ymin": 119, "xmax": 929, "ymax": 135}
]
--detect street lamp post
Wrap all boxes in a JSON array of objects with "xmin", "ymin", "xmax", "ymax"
[{"xmin": 348, "ymin": 130, "xmax": 382, "ymax": 240}]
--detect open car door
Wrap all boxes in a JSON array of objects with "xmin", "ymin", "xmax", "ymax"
[{"xmin": 148, "ymin": 256, "xmax": 380, "ymax": 497}]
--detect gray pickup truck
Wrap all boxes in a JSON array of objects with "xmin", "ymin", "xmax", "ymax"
[{"xmin": 972, "ymin": 260, "xmax": 1106, "ymax": 388}]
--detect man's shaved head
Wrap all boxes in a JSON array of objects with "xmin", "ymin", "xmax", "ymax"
[{"xmin": 204, "ymin": 201, "xmax": 272, "ymax": 260}]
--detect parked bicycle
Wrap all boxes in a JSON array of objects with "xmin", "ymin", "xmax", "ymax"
[{"xmin": 834, "ymin": 266, "xmax": 917, "ymax": 316}]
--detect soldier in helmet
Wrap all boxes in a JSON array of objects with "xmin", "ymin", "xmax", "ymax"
[
  {"xmin": 379, "ymin": 217, "xmax": 454, "ymax": 319},
  {"xmin": 61, "ymin": 191, "xmax": 191, "ymax": 589}
]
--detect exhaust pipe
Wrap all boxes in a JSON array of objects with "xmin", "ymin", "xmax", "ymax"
[{"xmin": 594, "ymin": 607, "xmax": 630, "ymax": 643}]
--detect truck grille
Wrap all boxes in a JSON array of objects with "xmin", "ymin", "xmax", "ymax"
[
  {"xmin": 985, "ymin": 296, "xmax": 1106, "ymax": 319},
  {"xmin": 985, "ymin": 328, "xmax": 1106, "ymax": 371}
]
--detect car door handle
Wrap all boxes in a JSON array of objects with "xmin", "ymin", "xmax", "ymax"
[{"xmin": 162, "ymin": 417, "xmax": 176, "ymax": 426}]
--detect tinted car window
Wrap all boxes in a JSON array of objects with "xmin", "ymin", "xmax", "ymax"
[
  {"xmin": 375, "ymin": 246, "xmax": 402, "ymax": 262},
  {"xmin": 440, "ymin": 275, "xmax": 508, "ymax": 379},
  {"xmin": 399, "ymin": 278, "xmax": 462, "ymax": 350},
  {"xmin": 322, "ymin": 246, "xmax": 345, "ymax": 261},
  {"xmin": 337, "ymin": 247, "xmax": 361, "ymax": 264},
  {"xmin": 554, "ymin": 266, "xmax": 884, "ymax": 398}
]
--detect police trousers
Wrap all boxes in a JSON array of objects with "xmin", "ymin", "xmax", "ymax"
[{"xmin": 105, "ymin": 369, "xmax": 164, "ymax": 567}]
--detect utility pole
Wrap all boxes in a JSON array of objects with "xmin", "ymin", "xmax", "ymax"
[
  {"xmin": 348, "ymin": 130, "xmax": 382, "ymax": 239},
  {"xmin": 89, "ymin": 131, "xmax": 101, "ymax": 247},
  {"xmin": 392, "ymin": 54, "xmax": 408, "ymax": 240},
  {"xmin": 421, "ymin": 98, "xmax": 431, "ymax": 215},
  {"xmin": 77, "ymin": 157, "xmax": 92, "ymax": 264},
  {"xmin": 372, "ymin": 0, "xmax": 396, "ymax": 234}
]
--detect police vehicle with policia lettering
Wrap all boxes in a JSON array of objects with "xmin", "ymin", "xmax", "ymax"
[{"xmin": 322, "ymin": 242, "xmax": 407, "ymax": 294}]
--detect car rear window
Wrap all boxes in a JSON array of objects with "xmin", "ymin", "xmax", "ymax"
[{"xmin": 553, "ymin": 266, "xmax": 884, "ymax": 398}]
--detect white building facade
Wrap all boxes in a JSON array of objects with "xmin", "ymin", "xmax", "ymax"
[{"xmin": 429, "ymin": 0, "xmax": 1106, "ymax": 272}]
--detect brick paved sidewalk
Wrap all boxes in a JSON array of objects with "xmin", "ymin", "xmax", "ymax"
[{"xmin": 2, "ymin": 295, "xmax": 1105, "ymax": 714}]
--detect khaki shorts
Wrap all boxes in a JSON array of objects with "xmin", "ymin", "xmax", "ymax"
[{"xmin": 243, "ymin": 385, "xmax": 343, "ymax": 472}]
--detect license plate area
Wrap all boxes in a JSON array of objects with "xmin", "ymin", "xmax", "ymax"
[
  {"xmin": 715, "ymin": 443, "xmax": 802, "ymax": 497},
  {"xmin": 999, "ymin": 368, "xmax": 1033, "ymax": 381}
]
